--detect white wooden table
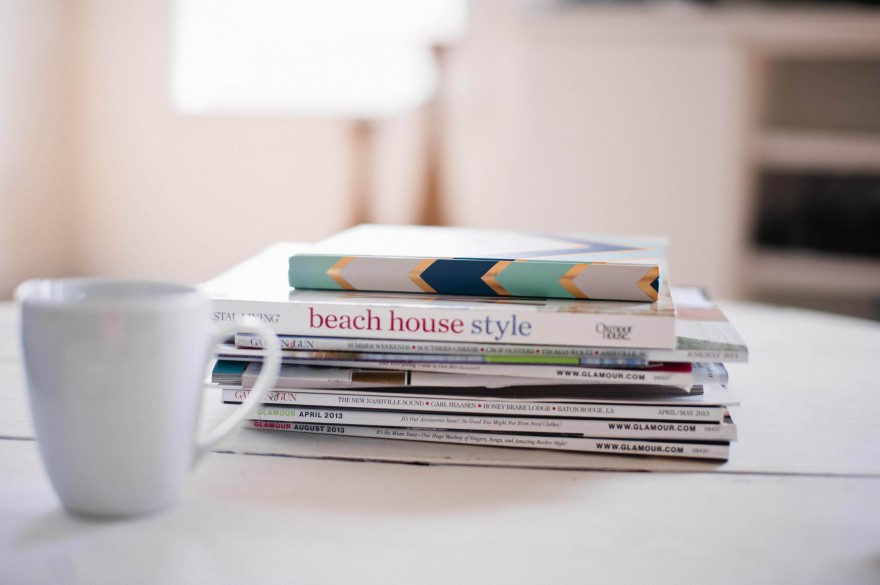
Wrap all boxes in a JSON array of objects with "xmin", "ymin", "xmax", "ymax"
[{"xmin": 1, "ymin": 301, "xmax": 879, "ymax": 584}]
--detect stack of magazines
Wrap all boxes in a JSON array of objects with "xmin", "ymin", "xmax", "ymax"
[{"xmin": 204, "ymin": 224, "xmax": 748, "ymax": 461}]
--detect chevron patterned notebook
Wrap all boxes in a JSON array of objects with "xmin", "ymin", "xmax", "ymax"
[{"xmin": 289, "ymin": 224, "xmax": 667, "ymax": 302}]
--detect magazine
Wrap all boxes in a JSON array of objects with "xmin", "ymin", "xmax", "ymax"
[
  {"xmin": 247, "ymin": 405, "xmax": 737, "ymax": 441},
  {"xmin": 247, "ymin": 421, "xmax": 731, "ymax": 460},
  {"xmin": 220, "ymin": 384, "xmax": 736, "ymax": 423}
]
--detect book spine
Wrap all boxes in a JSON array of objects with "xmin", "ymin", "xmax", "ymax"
[
  {"xmin": 211, "ymin": 298, "xmax": 675, "ymax": 349},
  {"xmin": 655, "ymin": 348, "xmax": 748, "ymax": 363},
  {"xmin": 249, "ymin": 405, "xmax": 737, "ymax": 440},
  {"xmin": 246, "ymin": 421, "xmax": 730, "ymax": 460},
  {"xmin": 222, "ymin": 388, "xmax": 728, "ymax": 422}
]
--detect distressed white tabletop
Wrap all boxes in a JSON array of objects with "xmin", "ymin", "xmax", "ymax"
[{"xmin": 1, "ymin": 301, "xmax": 879, "ymax": 584}]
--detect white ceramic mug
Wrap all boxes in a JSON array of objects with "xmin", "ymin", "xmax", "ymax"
[{"xmin": 16, "ymin": 278, "xmax": 280, "ymax": 518}]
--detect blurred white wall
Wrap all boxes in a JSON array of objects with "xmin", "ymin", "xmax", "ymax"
[
  {"xmin": 69, "ymin": 0, "xmax": 356, "ymax": 285},
  {"xmin": 442, "ymin": 1, "xmax": 752, "ymax": 298},
  {"xmin": 0, "ymin": 0, "xmax": 78, "ymax": 298},
  {"xmin": 4, "ymin": 0, "xmax": 878, "ymax": 308},
  {"xmin": 0, "ymin": 0, "xmax": 446, "ymax": 298},
  {"xmin": 1, "ymin": 0, "xmax": 426, "ymax": 297},
  {"xmin": 0, "ymin": 0, "xmax": 759, "ymax": 299}
]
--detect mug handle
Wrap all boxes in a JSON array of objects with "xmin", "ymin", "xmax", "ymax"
[{"xmin": 193, "ymin": 316, "xmax": 281, "ymax": 463}]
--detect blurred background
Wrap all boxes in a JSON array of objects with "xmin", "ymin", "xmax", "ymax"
[{"xmin": 2, "ymin": 0, "xmax": 879, "ymax": 319}]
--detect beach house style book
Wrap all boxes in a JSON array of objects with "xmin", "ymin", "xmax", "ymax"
[
  {"xmin": 202, "ymin": 242, "xmax": 677, "ymax": 349},
  {"xmin": 288, "ymin": 224, "xmax": 667, "ymax": 302}
]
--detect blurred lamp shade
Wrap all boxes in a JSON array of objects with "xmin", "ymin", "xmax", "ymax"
[{"xmin": 169, "ymin": 0, "xmax": 467, "ymax": 118}]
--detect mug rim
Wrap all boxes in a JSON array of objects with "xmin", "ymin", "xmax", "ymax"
[{"xmin": 16, "ymin": 277, "xmax": 207, "ymax": 311}]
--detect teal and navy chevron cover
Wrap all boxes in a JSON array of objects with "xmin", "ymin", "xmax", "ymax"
[{"xmin": 289, "ymin": 224, "xmax": 666, "ymax": 302}]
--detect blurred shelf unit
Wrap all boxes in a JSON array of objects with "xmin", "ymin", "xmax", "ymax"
[
  {"xmin": 747, "ymin": 34, "xmax": 880, "ymax": 318},
  {"xmin": 749, "ymin": 249, "xmax": 880, "ymax": 298},
  {"xmin": 759, "ymin": 130, "xmax": 880, "ymax": 171},
  {"xmin": 453, "ymin": 2, "xmax": 880, "ymax": 311},
  {"xmin": 531, "ymin": 3, "xmax": 880, "ymax": 49}
]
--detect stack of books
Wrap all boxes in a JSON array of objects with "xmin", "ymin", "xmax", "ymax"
[{"xmin": 204, "ymin": 224, "xmax": 747, "ymax": 461}]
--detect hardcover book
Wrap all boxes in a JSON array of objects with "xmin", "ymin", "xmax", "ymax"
[
  {"xmin": 202, "ymin": 242, "xmax": 678, "ymax": 349},
  {"xmin": 288, "ymin": 224, "xmax": 667, "ymax": 302},
  {"xmin": 232, "ymin": 286, "xmax": 749, "ymax": 364}
]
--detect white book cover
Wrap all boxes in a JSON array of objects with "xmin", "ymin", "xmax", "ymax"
[{"xmin": 231, "ymin": 286, "xmax": 749, "ymax": 363}]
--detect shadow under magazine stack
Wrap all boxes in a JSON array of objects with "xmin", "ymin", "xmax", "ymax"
[{"xmin": 203, "ymin": 225, "xmax": 748, "ymax": 461}]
